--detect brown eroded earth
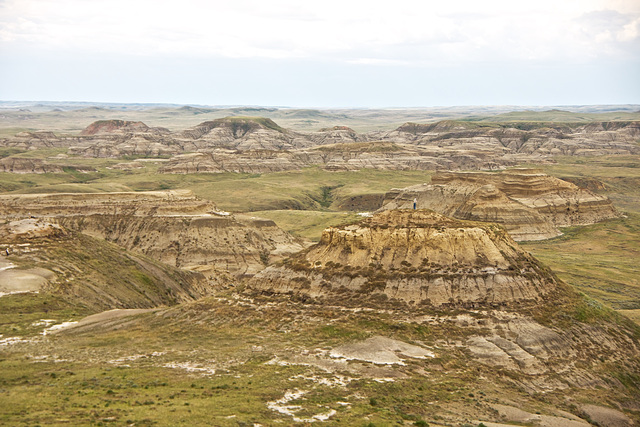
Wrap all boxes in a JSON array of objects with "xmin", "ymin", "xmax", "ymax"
[{"xmin": 380, "ymin": 169, "xmax": 620, "ymax": 241}]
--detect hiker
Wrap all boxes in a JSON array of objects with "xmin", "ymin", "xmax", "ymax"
[{"xmin": 413, "ymin": 198, "xmax": 417, "ymax": 210}]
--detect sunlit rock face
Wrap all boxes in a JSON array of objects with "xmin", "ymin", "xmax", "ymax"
[
  {"xmin": 252, "ymin": 209, "xmax": 558, "ymax": 307},
  {"xmin": 379, "ymin": 169, "xmax": 620, "ymax": 241}
]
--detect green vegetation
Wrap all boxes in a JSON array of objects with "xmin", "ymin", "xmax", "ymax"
[
  {"xmin": 468, "ymin": 109, "xmax": 640, "ymax": 123},
  {"xmin": 315, "ymin": 141, "xmax": 403, "ymax": 153},
  {"xmin": 522, "ymin": 214, "xmax": 640, "ymax": 310},
  {"xmin": 520, "ymin": 155, "xmax": 640, "ymax": 315},
  {"xmin": 0, "ymin": 293, "xmax": 90, "ymax": 337},
  {"xmin": 0, "ymin": 147, "xmax": 25, "ymax": 158},
  {"xmin": 529, "ymin": 155, "xmax": 640, "ymax": 213},
  {"xmin": 220, "ymin": 116, "xmax": 287, "ymax": 133},
  {"xmin": 0, "ymin": 232, "xmax": 199, "ymax": 324},
  {"xmin": 1, "ymin": 110, "xmax": 639, "ymax": 423},
  {"xmin": 251, "ymin": 210, "xmax": 360, "ymax": 241},
  {"xmin": 2, "ymin": 163, "xmax": 430, "ymax": 213},
  {"xmin": 0, "ymin": 298, "xmax": 567, "ymax": 426}
]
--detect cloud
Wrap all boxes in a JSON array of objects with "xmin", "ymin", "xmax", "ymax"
[{"xmin": 0, "ymin": 0, "xmax": 638, "ymax": 66}]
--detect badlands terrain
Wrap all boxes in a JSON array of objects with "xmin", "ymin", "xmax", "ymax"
[{"xmin": 0, "ymin": 103, "xmax": 639, "ymax": 426}]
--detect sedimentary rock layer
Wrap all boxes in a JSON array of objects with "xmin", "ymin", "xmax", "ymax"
[
  {"xmin": 252, "ymin": 210, "xmax": 557, "ymax": 306},
  {"xmin": 379, "ymin": 169, "xmax": 620, "ymax": 240},
  {"xmin": 0, "ymin": 191, "xmax": 304, "ymax": 275},
  {"xmin": 2, "ymin": 118, "xmax": 638, "ymax": 172}
]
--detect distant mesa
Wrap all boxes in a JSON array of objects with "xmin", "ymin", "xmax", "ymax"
[
  {"xmin": 179, "ymin": 105, "xmax": 211, "ymax": 112},
  {"xmin": 318, "ymin": 125, "xmax": 356, "ymax": 133},
  {"xmin": 252, "ymin": 209, "xmax": 557, "ymax": 307},
  {"xmin": 379, "ymin": 169, "xmax": 620, "ymax": 241},
  {"xmin": 80, "ymin": 119, "xmax": 150, "ymax": 135},
  {"xmin": 183, "ymin": 116, "xmax": 287, "ymax": 139},
  {"xmin": 5, "ymin": 116, "xmax": 639, "ymax": 167},
  {"xmin": 395, "ymin": 120, "xmax": 479, "ymax": 134}
]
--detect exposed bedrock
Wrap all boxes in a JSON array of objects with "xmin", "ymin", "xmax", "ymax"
[
  {"xmin": 379, "ymin": 169, "xmax": 620, "ymax": 240},
  {"xmin": 0, "ymin": 190, "xmax": 305, "ymax": 276},
  {"xmin": 252, "ymin": 210, "xmax": 558, "ymax": 306}
]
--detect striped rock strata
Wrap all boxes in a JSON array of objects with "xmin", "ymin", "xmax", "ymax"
[{"xmin": 252, "ymin": 210, "xmax": 557, "ymax": 307}]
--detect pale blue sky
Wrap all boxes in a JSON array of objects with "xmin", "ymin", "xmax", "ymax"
[{"xmin": 1, "ymin": 0, "xmax": 639, "ymax": 107}]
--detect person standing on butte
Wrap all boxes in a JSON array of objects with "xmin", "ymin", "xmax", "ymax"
[{"xmin": 413, "ymin": 198, "xmax": 417, "ymax": 210}]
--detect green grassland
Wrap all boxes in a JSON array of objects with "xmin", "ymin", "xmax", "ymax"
[
  {"xmin": 1, "ymin": 161, "xmax": 431, "ymax": 213},
  {"xmin": 2, "ymin": 289, "xmax": 636, "ymax": 426},
  {"xmin": 250, "ymin": 210, "xmax": 361, "ymax": 241},
  {"xmin": 521, "ymin": 214, "xmax": 640, "ymax": 310},
  {"xmin": 521, "ymin": 155, "xmax": 640, "ymax": 314},
  {"xmin": 3, "ymin": 104, "xmax": 638, "ymax": 136},
  {"xmin": 2, "ymin": 152, "xmax": 639, "ymax": 316},
  {"xmin": 1, "ymin": 144, "xmax": 640, "ymax": 423}
]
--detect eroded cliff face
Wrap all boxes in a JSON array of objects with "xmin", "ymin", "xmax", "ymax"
[
  {"xmin": 366, "ymin": 121, "xmax": 640, "ymax": 157},
  {"xmin": 0, "ymin": 157, "xmax": 63, "ymax": 174},
  {"xmin": 0, "ymin": 191, "xmax": 305, "ymax": 276},
  {"xmin": 3, "ymin": 119, "xmax": 638, "ymax": 173},
  {"xmin": 252, "ymin": 210, "xmax": 557, "ymax": 306},
  {"xmin": 157, "ymin": 142, "xmax": 507, "ymax": 174},
  {"xmin": 380, "ymin": 169, "xmax": 620, "ymax": 240},
  {"xmin": 0, "ymin": 219, "xmax": 212, "ymax": 310}
]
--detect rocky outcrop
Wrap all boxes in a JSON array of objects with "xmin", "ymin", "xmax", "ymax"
[
  {"xmin": 0, "ymin": 189, "xmax": 214, "ymax": 217},
  {"xmin": 3, "ymin": 118, "xmax": 638, "ymax": 172},
  {"xmin": 380, "ymin": 169, "xmax": 620, "ymax": 240},
  {"xmin": 158, "ymin": 142, "xmax": 509, "ymax": 174},
  {"xmin": 179, "ymin": 117, "xmax": 299, "ymax": 150},
  {"xmin": 365, "ymin": 121, "xmax": 640, "ymax": 157},
  {"xmin": 0, "ymin": 157, "xmax": 63, "ymax": 173},
  {"xmin": 0, "ymin": 221, "xmax": 213, "ymax": 310},
  {"xmin": 252, "ymin": 210, "xmax": 558, "ymax": 306},
  {"xmin": 0, "ymin": 218, "xmax": 66, "ymax": 241},
  {"xmin": 0, "ymin": 191, "xmax": 305, "ymax": 276}
]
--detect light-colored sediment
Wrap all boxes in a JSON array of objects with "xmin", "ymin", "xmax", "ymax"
[
  {"xmin": 379, "ymin": 169, "xmax": 620, "ymax": 240},
  {"xmin": 252, "ymin": 209, "xmax": 557, "ymax": 306}
]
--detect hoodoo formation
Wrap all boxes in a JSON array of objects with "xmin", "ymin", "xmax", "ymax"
[
  {"xmin": 380, "ymin": 169, "xmax": 620, "ymax": 240},
  {"xmin": 253, "ymin": 209, "xmax": 558, "ymax": 306}
]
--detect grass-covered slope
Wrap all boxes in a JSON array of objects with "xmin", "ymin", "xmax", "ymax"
[{"xmin": 0, "ymin": 228, "xmax": 209, "ymax": 338}]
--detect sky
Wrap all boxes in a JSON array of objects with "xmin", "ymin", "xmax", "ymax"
[{"xmin": 1, "ymin": 0, "xmax": 639, "ymax": 107}]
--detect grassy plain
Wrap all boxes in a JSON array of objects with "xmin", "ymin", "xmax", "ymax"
[
  {"xmin": 1, "ymin": 161, "xmax": 431, "ymax": 213},
  {"xmin": 521, "ymin": 155, "xmax": 640, "ymax": 313},
  {"xmin": 3, "ymin": 103, "xmax": 639, "ymax": 135},
  {"xmin": 521, "ymin": 214, "xmax": 640, "ymax": 310},
  {"xmin": 2, "ymin": 152, "xmax": 639, "ymax": 312},
  {"xmin": 1, "ymin": 112, "xmax": 640, "ymax": 423},
  {"xmin": 3, "ymin": 293, "xmax": 632, "ymax": 426}
]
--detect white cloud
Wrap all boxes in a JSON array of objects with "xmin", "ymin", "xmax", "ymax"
[{"xmin": 0, "ymin": 0, "xmax": 638, "ymax": 65}]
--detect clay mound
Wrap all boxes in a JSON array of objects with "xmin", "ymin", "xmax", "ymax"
[
  {"xmin": 380, "ymin": 169, "xmax": 620, "ymax": 240},
  {"xmin": 81, "ymin": 120, "xmax": 150, "ymax": 135},
  {"xmin": 252, "ymin": 209, "xmax": 557, "ymax": 307},
  {"xmin": 1, "ymin": 228, "xmax": 212, "ymax": 310},
  {"xmin": 0, "ymin": 189, "xmax": 215, "ymax": 217}
]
